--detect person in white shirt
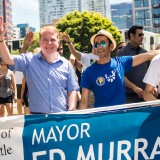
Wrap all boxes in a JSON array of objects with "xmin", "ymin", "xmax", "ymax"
[
  {"xmin": 143, "ymin": 53, "xmax": 160, "ymax": 101},
  {"xmin": 60, "ymin": 32, "xmax": 99, "ymax": 70}
]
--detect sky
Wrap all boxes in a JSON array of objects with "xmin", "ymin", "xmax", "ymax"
[{"xmin": 12, "ymin": 0, "xmax": 132, "ymax": 31}]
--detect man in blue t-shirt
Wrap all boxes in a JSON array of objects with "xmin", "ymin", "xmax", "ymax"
[{"xmin": 79, "ymin": 29, "xmax": 160, "ymax": 109}]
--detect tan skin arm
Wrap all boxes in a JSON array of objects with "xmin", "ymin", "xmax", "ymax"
[
  {"xmin": 143, "ymin": 83, "xmax": 158, "ymax": 101},
  {"xmin": 59, "ymin": 32, "xmax": 81, "ymax": 61},
  {"xmin": 10, "ymin": 71, "xmax": 17, "ymax": 102},
  {"xmin": 79, "ymin": 88, "xmax": 90, "ymax": 110},
  {"xmin": 21, "ymin": 77, "xmax": 26, "ymax": 104},
  {"xmin": 125, "ymin": 77, "xmax": 143, "ymax": 98},
  {"xmin": 69, "ymin": 54, "xmax": 76, "ymax": 68},
  {"xmin": 132, "ymin": 50, "xmax": 160, "ymax": 67},
  {"xmin": 67, "ymin": 90, "xmax": 78, "ymax": 111},
  {"xmin": 0, "ymin": 17, "xmax": 14, "ymax": 65}
]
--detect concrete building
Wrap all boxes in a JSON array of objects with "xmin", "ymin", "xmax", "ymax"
[
  {"xmin": 132, "ymin": 0, "xmax": 160, "ymax": 33},
  {"xmin": 39, "ymin": 0, "xmax": 111, "ymax": 27},
  {"xmin": 12, "ymin": 26, "xmax": 21, "ymax": 39}
]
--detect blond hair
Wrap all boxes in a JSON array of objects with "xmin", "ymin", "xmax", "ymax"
[{"xmin": 39, "ymin": 26, "xmax": 59, "ymax": 40}]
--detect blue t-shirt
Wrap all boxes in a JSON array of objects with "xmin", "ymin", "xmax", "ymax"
[{"xmin": 81, "ymin": 56, "xmax": 132, "ymax": 108}]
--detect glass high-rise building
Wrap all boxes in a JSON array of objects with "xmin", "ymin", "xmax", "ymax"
[
  {"xmin": 39, "ymin": 0, "xmax": 111, "ymax": 27},
  {"xmin": 111, "ymin": 3, "xmax": 133, "ymax": 30},
  {"xmin": 39, "ymin": 0, "xmax": 79, "ymax": 27},
  {"xmin": 133, "ymin": 0, "xmax": 160, "ymax": 33}
]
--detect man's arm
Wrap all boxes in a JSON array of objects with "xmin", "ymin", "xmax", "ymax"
[
  {"xmin": 79, "ymin": 88, "xmax": 90, "ymax": 110},
  {"xmin": 125, "ymin": 77, "xmax": 143, "ymax": 98},
  {"xmin": 20, "ymin": 31, "xmax": 34, "ymax": 54},
  {"xmin": 132, "ymin": 50, "xmax": 160, "ymax": 67},
  {"xmin": 11, "ymin": 71, "xmax": 17, "ymax": 102},
  {"xmin": 143, "ymin": 84, "xmax": 158, "ymax": 101},
  {"xmin": 67, "ymin": 90, "xmax": 78, "ymax": 111},
  {"xmin": 0, "ymin": 16, "xmax": 14, "ymax": 65},
  {"xmin": 60, "ymin": 32, "xmax": 81, "ymax": 61}
]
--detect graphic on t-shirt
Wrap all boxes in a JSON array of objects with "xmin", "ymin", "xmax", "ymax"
[
  {"xmin": 96, "ymin": 69, "xmax": 121, "ymax": 86},
  {"xmin": 104, "ymin": 70, "xmax": 116, "ymax": 82},
  {"xmin": 96, "ymin": 77, "xmax": 105, "ymax": 86},
  {"xmin": 90, "ymin": 59, "xmax": 96, "ymax": 65}
]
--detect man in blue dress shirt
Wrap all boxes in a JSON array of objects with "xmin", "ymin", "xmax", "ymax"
[{"xmin": 0, "ymin": 17, "xmax": 79, "ymax": 113}]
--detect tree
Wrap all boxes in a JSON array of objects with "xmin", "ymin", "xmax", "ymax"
[
  {"xmin": 56, "ymin": 11, "xmax": 122, "ymax": 58},
  {"xmin": 27, "ymin": 32, "xmax": 39, "ymax": 52}
]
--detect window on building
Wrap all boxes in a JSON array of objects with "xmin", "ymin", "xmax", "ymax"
[{"xmin": 135, "ymin": 0, "xmax": 149, "ymax": 7}]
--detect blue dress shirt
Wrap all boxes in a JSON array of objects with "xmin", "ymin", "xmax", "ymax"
[{"xmin": 14, "ymin": 52, "xmax": 79, "ymax": 113}]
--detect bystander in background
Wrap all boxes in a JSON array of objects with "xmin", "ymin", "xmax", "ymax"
[{"xmin": 0, "ymin": 57, "xmax": 17, "ymax": 117}]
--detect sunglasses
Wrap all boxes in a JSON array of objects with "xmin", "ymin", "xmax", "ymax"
[
  {"xmin": 94, "ymin": 41, "xmax": 107, "ymax": 48},
  {"xmin": 138, "ymin": 33, "xmax": 144, "ymax": 37}
]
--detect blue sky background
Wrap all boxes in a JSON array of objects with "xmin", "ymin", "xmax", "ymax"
[{"xmin": 12, "ymin": 0, "xmax": 132, "ymax": 31}]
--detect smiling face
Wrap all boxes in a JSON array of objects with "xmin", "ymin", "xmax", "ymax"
[
  {"xmin": 94, "ymin": 35, "xmax": 114, "ymax": 60},
  {"xmin": 39, "ymin": 26, "xmax": 60, "ymax": 56}
]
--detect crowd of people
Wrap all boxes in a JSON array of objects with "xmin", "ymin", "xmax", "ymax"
[{"xmin": 0, "ymin": 15, "xmax": 160, "ymax": 116}]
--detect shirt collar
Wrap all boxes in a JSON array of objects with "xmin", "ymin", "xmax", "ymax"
[
  {"xmin": 37, "ymin": 51, "xmax": 64, "ymax": 63},
  {"xmin": 127, "ymin": 43, "xmax": 142, "ymax": 50}
]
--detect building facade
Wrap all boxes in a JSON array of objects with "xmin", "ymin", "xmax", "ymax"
[
  {"xmin": 0, "ymin": 0, "xmax": 13, "ymax": 39},
  {"xmin": 39, "ymin": 0, "xmax": 111, "ymax": 27},
  {"xmin": 111, "ymin": 3, "xmax": 133, "ymax": 30},
  {"xmin": 132, "ymin": 0, "xmax": 160, "ymax": 33}
]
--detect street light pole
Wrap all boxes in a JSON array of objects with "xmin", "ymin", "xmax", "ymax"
[{"xmin": 3, "ymin": 0, "xmax": 6, "ymax": 23}]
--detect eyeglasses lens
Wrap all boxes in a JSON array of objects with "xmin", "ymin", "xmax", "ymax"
[
  {"xmin": 94, "ymin": 41, "xmax": 106, "ymax": 48},
  {"xmin": 138, "ymin": 33, "xmax": 144, "ymax": 37}
]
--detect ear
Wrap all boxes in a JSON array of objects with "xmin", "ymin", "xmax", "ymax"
[
  {"xmin": 130, "ymin": 33, "xmax": 134, "ymax": 39},
  {"xmin": 110, "ymin": 44, "xmax": 114, "ymax": 51}
]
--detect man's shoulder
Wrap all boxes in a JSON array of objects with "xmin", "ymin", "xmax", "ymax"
[{"xmin": 139, "ymin": 47, "xmax": 147, "ymax": 53}]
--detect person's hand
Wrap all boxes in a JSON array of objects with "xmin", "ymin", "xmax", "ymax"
[
  {"xmin": 59, "ymin": 32, "xmax": 71, "ymax": 43},
  {"xmin": 14, "ymin": 97, "xmax": 17, "ymax": 103},
  {"xmin": 153, "ymin": 87, "xmax": 159, "ymax": 98},
  {"xmin": 23, "ymin": 31, "xmax": 34, "ymax": 48},
  {"xmin": 0, "ymin": 16, "xmax": 7, "ymax": 41},
  {"xmin": 133, "ymin": 87, "xmax": 143, "ymax": 98}
]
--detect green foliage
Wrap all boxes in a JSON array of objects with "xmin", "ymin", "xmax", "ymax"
[
  {"xmin": 11, "ymin": 49, "xmax": 19, "ymax": 55},
  {"xmin": 56, "ymin": 11, "xmax": 122, "ymax": 58},
  {"xmin": 27, "ymin": 32, "xmax": 40, "ymax": 52}
]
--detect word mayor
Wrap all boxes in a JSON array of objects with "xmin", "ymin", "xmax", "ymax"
[{"xmin": 31, "ymin": 123, "xmax": 160, "ymax": 160}]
